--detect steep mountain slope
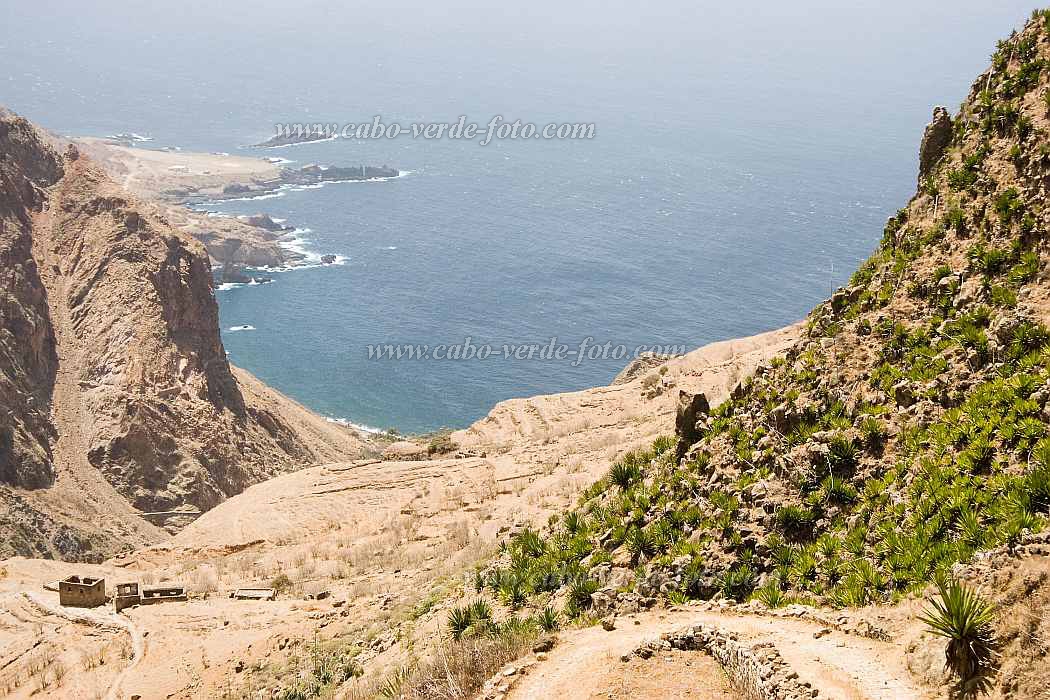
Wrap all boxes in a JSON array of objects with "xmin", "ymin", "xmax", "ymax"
[
  {"xmin": 0, "ymin": 113, "xmax": 61, "ymax": 489},
  {"xmin": 474, "ymin": 11, "xmax": 1050, "ymax": 699},
  {"xmin": 0, "ymin": 111, "xmax": 366, "ymax": 560},
  {"xmin": 8, "ymin": 11, "xmax": 1050, "ymax": 700}
]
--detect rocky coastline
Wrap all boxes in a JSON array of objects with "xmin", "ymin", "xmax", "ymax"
[
  {"xmin": 71, "ymin": 137, "xmax": 399, "ymax": 271},
  {"xmin": 214, "ymin": 163, "xmax": 401, "ymax": 201}
]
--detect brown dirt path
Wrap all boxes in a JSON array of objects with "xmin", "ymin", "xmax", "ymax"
[{"xmin": 506, "ymin": 608, "xmax": 936, "ymax": 700}]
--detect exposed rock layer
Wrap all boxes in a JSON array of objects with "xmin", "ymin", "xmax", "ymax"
[
  {"xmin": 0, "ymin": 111, "xmax": 366, "ymax": 560},
  {"xmin": 918, "ymin": 105, "xmax": 952, "ymax": 186}
]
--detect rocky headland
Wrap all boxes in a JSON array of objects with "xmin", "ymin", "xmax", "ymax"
[
  {"xmin": 0, "ymin": 112, "xmax": 369, "ymax": 561},
  {"xmin": 75, "ymin": 136, "xmax": 399, "ymax": 270},
  {"xmin": 217, "ymin": 163, "xmax": 401, "ymax": 199}
]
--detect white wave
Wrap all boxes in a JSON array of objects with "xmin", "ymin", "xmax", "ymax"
[
  {"xmin": 196, "ymin": 169, "xmax": 412, "ymax": 205},
  {"xmin": 265, "ymin": 157, "xmax": 295, "ymax": 165},
  {"xmin": 382, "ymin": 245, "xmax": 398, "ymax": 250},
  {"xmin": 216, "ymin": 277, "xmax": 273, "ymax": 291},
  {"xmin": 207, "ymin": 190, "xmax": 288, "ymax": 203},
  {"xmin": 227, "ymin": 325, "xmax": 256, "ymax": 331},
  {"xmin": 325, "ymin": 416, "xmax": 384, "ymax": 434},
  {"xmin": 260, "ymin": 133, "xmax": 340, "ymax": 149},
  {"xmin": 109, "ymin": 132, "xmax": 153, "ymax": 142},
  {"xmin": 269, "ymin": 229, "xmax": 348, "ymax": 270}
]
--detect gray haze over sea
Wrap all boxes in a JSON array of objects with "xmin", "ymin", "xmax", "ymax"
[{"xmin": 1, "ymin": 0, "xmax": 1037, "ymax": 432}]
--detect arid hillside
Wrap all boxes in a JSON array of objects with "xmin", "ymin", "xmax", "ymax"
[
  {"xmin": 468, "ymin": 11, "xmax": 1050, "ymax": 700},
  {"xmin": 0, "ymin": 323, "xmax": 794, "ymax": 699},
  {"xmin": 0, "ymin": 112, "xmax": 366, "ymax": 561},
  {"xmin": 7, "ymin": 9, "xmax": 1050, "ymax": 700}
]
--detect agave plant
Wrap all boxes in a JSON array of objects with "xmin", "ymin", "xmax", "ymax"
[
  {"xmin": 789, "ymin": 547, "xmax": 819, "ymax": 585},
  {"xmin": 859, "ymin": 416, "xmax": 887, "ymax": 452},
  {"xmin": 820, "ymin": 474, "xmax": 858, "ymax": 505},
  {"xmin": 832, "ymin": 575, "xmax": 872, "ymax": 608},
  {"xmin": 469, "ymin": 598, "xmax": 493, "ymax": 622},
  {"xmin": 752, "ymin": 580, "xmax": 788, "ymax": 608},
  {"xmin": 513, "ymin": 527, "xmax": 546, "ymax": 558},
  {"xmin": 500, "ymin": 577, "xmax": 527, "ymax": 609},
  {"xmin": 774, "ymin": 504, "xmax": 817, "ymax": 535},
  {"xmin": 608, "ymin": 460, "xmax": 641, "ymax": 490},
  {"xmin": 378, "ymin": 667, "xmax": 410, "ymax": 700},
  {"xmin": 563, "ymin": 511, "xmax": 584, "ymax": 535},
  {"xmin": 536, "ymin": 605, "xmax": 560, "ymax": 632},
  {"xmin": 718, "ymin": 563, "xmax": 757, "ymax": 601},
  {"xmin": 827, "ymin": 435, "xmax": 860, "ymax": 473},
  {"xmin": 625, "ymin": 526, "xmax": 655, "ymax": 563},
  {"xmin": 651, "ymin": 434, "xmax": 678, "ymax": 455},
  {"xmin": 918, "ymin": 578, "xmax": 999, "ymax": 697},
  {"xmin": 1026, "ymin": 460, "xmax": 1050, "ymax": 512},
  {"xmin": 448, "ymin": 605, "xmax": 474, "ymax": 640},
  {"xmin": 567, "ymin": 577, "xmax": 598, "ymax": 614},
  {"xmin": 498, "ymin": 615, "xmax": 538, "ymax": 638},
  {"xmin": 666, "ymin": 589, "xmax": 690, "ymax": 605}
]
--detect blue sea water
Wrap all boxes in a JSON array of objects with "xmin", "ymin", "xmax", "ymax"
[{"xmin": 1, "ymin": 0, "xmax": 1037, "ymax": 432}]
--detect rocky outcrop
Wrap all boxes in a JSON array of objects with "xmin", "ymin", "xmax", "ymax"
[
  {"xmin": 252, "ymin": 129, "xmax": 334, "ymax": 148},
  {"xmin": 0, "ymin": 110, "xmax": 366, "ymax": 558},
  {"xmin": 917, "ymin": 106, "xmax": 952, "ymax": 187},
  {"xmin": 159, "ymin": 206, "xmax": 292, "ymax": 268},
  {"xmin": 674, "ymin": 390, "xmax": 710, "ymax": 460},
  {"xmin": 217, "ymin": 164, "xmax": 400, "ymax": 200},
  {"xmin": 0, "ymin": 114, "xmax": 62, "ymax": 488},
  {"xmin": 239, "ymin": 213, "xmax": 290, "ymax": 232},
  {"xmin": 612, "ymin": 351, "xmax": 672, "ymax": 384}
]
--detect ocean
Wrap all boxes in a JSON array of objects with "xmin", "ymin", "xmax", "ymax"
[{"xmin": 1, "ymin": 0, "xmax": 1036, "ymax": 432}]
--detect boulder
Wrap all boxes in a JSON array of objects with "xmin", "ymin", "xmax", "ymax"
[
  {"xmin": 892, "ymin": 381, "xmax": 915, "ymax": 408},
  {"xmin": 532, "ymin": 636, "xmax": 555, "ymax": 653}
]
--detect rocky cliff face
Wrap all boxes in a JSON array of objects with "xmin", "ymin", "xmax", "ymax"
[
  {"xmin": 0, "ymin": 116, "xmax": 61, "ymax": 488},
  {"xmin": 0, "ymin": 112, "xmax": 365, "ymax": 559}
]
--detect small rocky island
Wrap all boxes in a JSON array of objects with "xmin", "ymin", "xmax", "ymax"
[{"xmin": 252, "ymin": 130, "xmax": 335, "ymax": 148}]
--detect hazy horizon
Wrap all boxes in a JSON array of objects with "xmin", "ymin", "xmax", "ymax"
[{"xmin": 1, "ymin": 0, "xmax": 1040, "ymax": 431}]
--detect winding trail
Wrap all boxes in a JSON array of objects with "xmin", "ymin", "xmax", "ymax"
[
  {"xmin": 21, "ymin": 592, "xmax": 146, "ymax": 700},
  {"xmin": 506, "ymin": 608, "xmax": 934, "ymax": 700}
]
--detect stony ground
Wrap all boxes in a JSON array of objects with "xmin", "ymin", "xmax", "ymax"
[{"xmin": 0, "ymin": 327, "xmax": 795, "ymax": 699}]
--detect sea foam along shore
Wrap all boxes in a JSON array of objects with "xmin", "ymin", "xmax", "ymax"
[
  {"xmin": 211, "ymin": 227, "xmax": 348, "ymax": 292},
  {"xmin": 203, "ymin": 171, "xmax": 413, "ymax": 290},
  {"xmin": 196, "ymin": 169, "xmax": 413, "ymax": 205},
  {"xmin": 276, "ymin": 228, "xmax": 349, "ymax": 269},
  {"xmin": 325, "ymin": 416, "xmax": 385, "ymax": 435}
]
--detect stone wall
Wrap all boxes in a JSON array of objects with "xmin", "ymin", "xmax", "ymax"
[{"xmin": 628, "ymin": 623, "xmax": 820, "ymax": 700}]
